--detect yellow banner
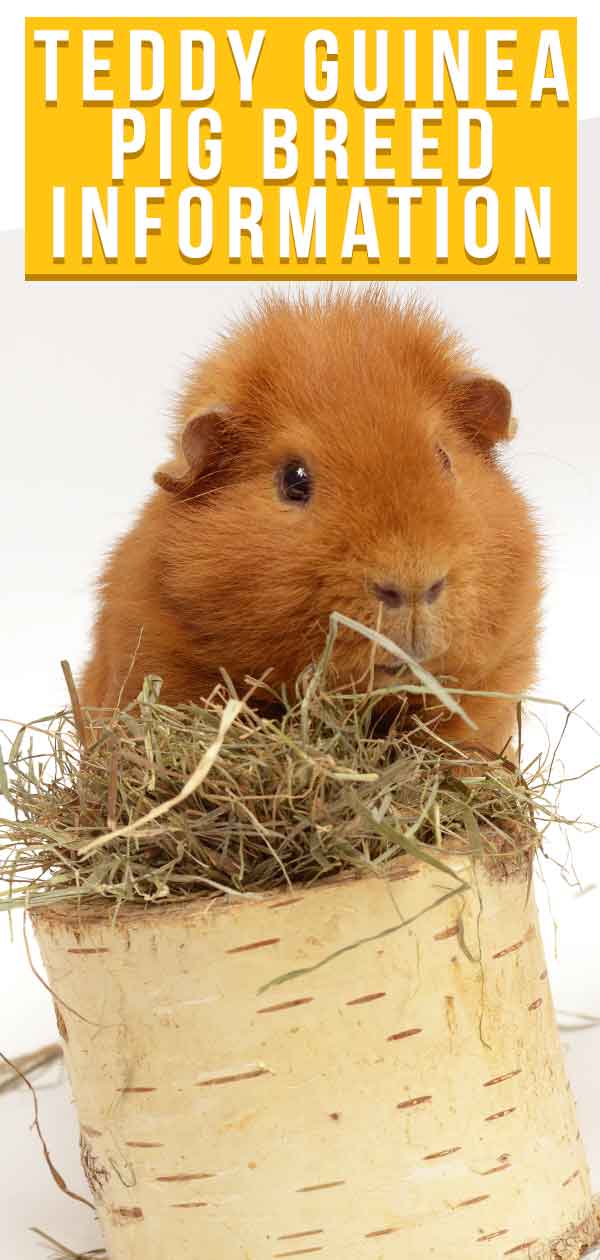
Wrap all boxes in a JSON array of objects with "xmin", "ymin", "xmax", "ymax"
[{"xmin": 25, "ymin": 17, "xmax": 577, "ymax": 279}]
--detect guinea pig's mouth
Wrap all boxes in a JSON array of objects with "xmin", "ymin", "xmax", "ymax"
[
  {"xmin": 370, "ymin": 618, "xmax": 450, "ymax": 670},
  {"xmin": 373, "ymin": 639, "xmax": 441, "ymax": 670},
  {"xmin": 374, "ymin": 660, "xmax": 433, "ymax": 678}
]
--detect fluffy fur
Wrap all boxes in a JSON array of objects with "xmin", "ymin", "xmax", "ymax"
[{"xmin": 80, "ymin": 288, "xmax": 544, "ymax": 752}]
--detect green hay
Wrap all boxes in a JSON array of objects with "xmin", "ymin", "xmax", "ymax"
[
  {"xmin": 0, "ymin": 614, "xmax": 579, "ymax": 914},
  {"xmin": 29, "ymin": 1230, "xmax": 106, "ymax": 1260},
  {"xmin": 0, "ymin": 1043, "xmax": 62, "ymax": 1095}
]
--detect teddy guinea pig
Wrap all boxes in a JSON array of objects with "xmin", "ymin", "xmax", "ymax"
[{"xmin": 80, "ymin": 287, "xmax": 544, "ymax": 754}]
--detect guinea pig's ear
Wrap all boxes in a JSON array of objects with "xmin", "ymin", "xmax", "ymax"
[
  {"xmin": 448, "ymin": 375, "xmax": 515, "ymax": 453},
  {"xmin": 153, "ymin": 408, "xmax": 226, "ymax": 494}
]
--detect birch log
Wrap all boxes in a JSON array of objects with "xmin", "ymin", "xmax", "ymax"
[{"xmin": 32, "ymin": 855, "xmax": 599, "ymax": 1260}]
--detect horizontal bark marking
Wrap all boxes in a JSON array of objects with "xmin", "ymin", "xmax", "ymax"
[
  {"xmin": 125, "ymin": 1141, "xmax": 164, "ymax": 1149},
  {"xmin": 504, "ymin": 1243, "xmax": 538, "ymax": 1255},
  {"xmin": 484, "ymin": 1108, "xmax": 516, "ymax": 1122},
  {"xmin": 111, "ymin": 1207, "xmax": 143, "ymax": 1223},
  {"xmin": 156, "ymin": 1173, "xmax": 215, "ymax": 1182},
  {"xmin": 424, "ymin": 1147, "xmax": 462, "ymax": 1161},
  {"xmin": 227, "ymin": 937, "xmax": 280, "ymax": 954},
  {"xmin": 483, "ymin": 1069, "xmax": 522, "ymax": 1087},
  {"xmin": 481, "ymin": 1163, "xmax": 512, "ymax": 1176},
  {"xmin": 197, "ymin": 1067, "xmax": 269, "ymax": 1087},
  {"xmin": 433, "ymin": 924, "xmax": 459, "ymax": 941},
  {"xmin": 296, "ymin": 1180, "xmax": 346, "ymax": 1193},
  {"xmin": 268, "ymin": 897, "xmax": 305, "ymax": 910},
  {"xmin": 528, "ymin": 998, "xmax": 543, "ymax": 1011},
  {"xmin": 67, "ymin": 947, "xmax": 110, "ymax": 954},
  {"xmin": 257, "ymin": 998, "xmax": 314, "ymax": 1015},
  {"xmin": 478, "ymin": 1231, "xmax": 509, "ymax": 1243},
  {"xmin": 273, "ymin": 1250, "xmax": 323, "ymax": 1258},
  {"xmin": 397, "ymin": 1095, "xmax": 432, "ymax": 1110},
  {"xmin": 346, "ymin": 992, "xmax": 386, "ymax": 1006},
  {"xmin": 387, "ymin": 1027, "xmax": 422, "ymax": 1042},
  {"xmin": 170, "ymin": 1201, "xmax": 208, "ymax": 1208},
  {"xmin": 365, "ymin": 1228, "xmax": 400, "ymax": 1238},
  {"xmin": 277, "ymin": 1232, "xmax": 324, "ymax": 1242},
  {"xmin": 119, "ymin": 1087, "xmax": 156, "ymax": 1094},
  {"xmin": 562, "ymin": 1169, "xmax": 581, "ymax": 1187},
  {"xmin": 492, "ymin": 939, "xmax": 524, "ymax": 959},
  {"xmin": 456, "ymin": 1195, "xmax": 490, "ymax": 1208}
]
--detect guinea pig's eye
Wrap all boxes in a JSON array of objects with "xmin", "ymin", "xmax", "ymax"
[
  {"xmin": 437, "ymin": 445, "xmax": 453, "ymax": 474},
  {"xmin": 278, "ymin": 460, "xmax": 313, "ymax": 505}
]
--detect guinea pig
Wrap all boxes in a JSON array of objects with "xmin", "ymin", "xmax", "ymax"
[{"xmin": 80, "ymin": 286, "xmax": 544, "ymax": 754}]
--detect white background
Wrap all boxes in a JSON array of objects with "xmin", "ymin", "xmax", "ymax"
[{"xmin": 1, "ymin": 4, "xmax": 600, "ymax": 1259}]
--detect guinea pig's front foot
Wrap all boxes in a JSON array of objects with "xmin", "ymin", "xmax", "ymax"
[
  {"xmin": 439, "ymin": 739, "xmax": 519, "ymax": 784},
  {"xmin": 429, "ymin": 707, "xmax": 519, "ymax": 770}
]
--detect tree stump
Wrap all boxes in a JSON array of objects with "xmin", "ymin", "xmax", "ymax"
[{"xmin": 32, "ymin": 854, "xmax": 600, "ymax": 1259}]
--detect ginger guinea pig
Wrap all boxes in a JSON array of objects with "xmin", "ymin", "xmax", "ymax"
[{"xmin": 80, "ymin": 288, "xmax": 543, "ymax": 753}]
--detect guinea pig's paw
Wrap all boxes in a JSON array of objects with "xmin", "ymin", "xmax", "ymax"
[{"xmin": 440, "ymin": 741, "xmax": 517, "ymax": 783}]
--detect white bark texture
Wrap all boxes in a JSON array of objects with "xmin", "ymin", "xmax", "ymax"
[{"xmin": 32, "ymin": 855, "xmax": 599, "ymax": 1260}]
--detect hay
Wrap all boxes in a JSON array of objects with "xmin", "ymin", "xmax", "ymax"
[
  {"xmin": 29, "ymin": 1230, "xmax": 106, "ymax": 1260},
  {"xmin": 0, "ymin": 1043, "xmax": 62, "ymax": 1095},
  {"xmin": 0, "ymin": 615, "xmax": 579, "ymax": 914}
]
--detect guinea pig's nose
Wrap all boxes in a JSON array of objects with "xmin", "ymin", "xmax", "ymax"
[
  {"xmin": 423, "ymin": 575, "xmax": 447, "ymax": 604},
  {"xmin": 372, "ymin": 576, "xmax": 447, "ymax": 608},
  {"xmin": 372, "ymin": 581, "xmax": 409, "ymax": 609}
]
